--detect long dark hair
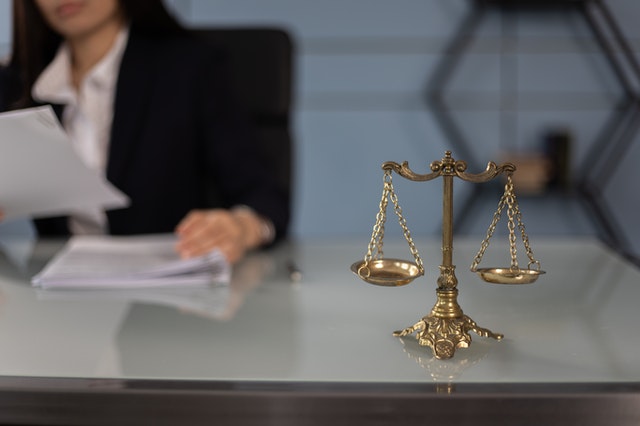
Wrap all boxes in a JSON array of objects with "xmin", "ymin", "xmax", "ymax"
[{"xmin": 6, "ymin": 0, "xmax": 185, "ymax": 109}]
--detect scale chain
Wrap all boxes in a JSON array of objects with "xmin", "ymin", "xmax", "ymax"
[
  {"xmin": 506, "ymin": 175, "xmax": 542, "ymax": 271},
  {"xmin": 363, "ymin": 171, "xmax": 391, "ymax": 264},
  {"xmin": 470, "ymin": 174, "xmax": 542, "ymax": 273},
  {"xmin": 362, "ymin": 170, "xmax": 424, "ymax": 273},
  {"xmin": 387, "ymin": 175, "xmax": 424, "ymax": 273},
  {"xmin": 513, "ymin": 190, "xmax": 542, "ymax": 271},
  {"xmin": 505, "ymin": 176, "xmax": 520, "ymax": 271},
  {"xmin": 470, "ymin": 191, "xmax": 507, "ymax": 271}
]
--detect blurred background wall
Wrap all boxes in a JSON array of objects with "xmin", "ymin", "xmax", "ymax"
[{"xmin": 1, "ymin": 0, "xmax": 638, "ymax": 261}]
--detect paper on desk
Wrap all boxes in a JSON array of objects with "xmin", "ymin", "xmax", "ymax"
[
  {"xmin": 31, "ymin": 234, "xmax": 231, "ymax": 289},
  {"xmin": 36, "ymin": 285, "xmax": 231, "ymax": 319},
  {"xmin": 0, "ymin": 106, "xmax": 128, "ymax": 220}
]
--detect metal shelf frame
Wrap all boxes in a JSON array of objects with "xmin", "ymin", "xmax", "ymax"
[{"xmin": 426, "ymin": 0, "xmax": 640, "ymax": 262}]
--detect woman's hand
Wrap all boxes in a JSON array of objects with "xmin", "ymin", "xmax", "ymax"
[{"xmin": 175, "ymin": 208, "xmax": 271, "ymax": 264}]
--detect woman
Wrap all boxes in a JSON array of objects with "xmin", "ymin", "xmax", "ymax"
[{"xmin": 0, "ymin": 0, "xmax": 290, "ymax": 263}]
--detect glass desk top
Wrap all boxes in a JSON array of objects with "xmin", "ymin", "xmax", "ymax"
[{"xmin": 0, "ymin": 236, "xmax": 638, "ymax": 385}]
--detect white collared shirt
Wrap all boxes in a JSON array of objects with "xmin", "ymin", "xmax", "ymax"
[{"xmin": 32, "ymin": 27, "xmax": 129, "ymax": 234}]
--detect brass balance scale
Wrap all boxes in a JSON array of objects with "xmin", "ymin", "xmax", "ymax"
[{"xmin": 351, "ymin": 151, "xmax": 545, "ymax": 360}]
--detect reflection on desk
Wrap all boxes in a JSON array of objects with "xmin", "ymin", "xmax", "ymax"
[{"xmin": 0, "ymin": 236, "xmax": 638, "ymax": 425}]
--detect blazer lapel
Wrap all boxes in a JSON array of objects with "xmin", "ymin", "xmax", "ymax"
[{"xmin": 107, "ymin": 31, "xmax": 156, "ymax": 186}]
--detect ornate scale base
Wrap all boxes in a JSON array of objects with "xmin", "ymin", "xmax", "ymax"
[{"xmin": 393, "ymin": 289, "xmax": 503, "ymax": 360}]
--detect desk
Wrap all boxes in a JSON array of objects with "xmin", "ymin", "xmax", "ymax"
[{"xmin": 0, "ymin": 237, "xmax": 638, "ymax": 425}]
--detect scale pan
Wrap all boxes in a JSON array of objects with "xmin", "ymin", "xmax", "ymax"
[
  {"xmin": 351, "ymin": 259, "xmax": 423, "ymax": 287},
  {"xmin": 475, "ymin": 267, "xmax": 545, "ymax": 285}
]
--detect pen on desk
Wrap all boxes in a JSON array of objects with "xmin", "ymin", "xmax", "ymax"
[{"xmin": 287, "ymin": 261, "xmax": 302, "ymax": 283}]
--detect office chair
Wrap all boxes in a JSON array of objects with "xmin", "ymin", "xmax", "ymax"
[{"xmin": 193, "ymin": 27, "xmax": 295, "ymax": 216}]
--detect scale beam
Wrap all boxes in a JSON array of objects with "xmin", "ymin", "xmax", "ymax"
[{"xmin": 382, "ymin": 155, "xmax": 515, "ymax": 183}]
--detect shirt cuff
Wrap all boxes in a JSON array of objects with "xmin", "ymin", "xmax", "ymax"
[{"xmin": 231, "ymin": 205, "xmax": 276, "ymax": 246}]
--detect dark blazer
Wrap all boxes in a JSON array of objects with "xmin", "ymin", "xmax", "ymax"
[{"xmin": 0, "ymin": 27, "xmax": 290, "ymax": 239}]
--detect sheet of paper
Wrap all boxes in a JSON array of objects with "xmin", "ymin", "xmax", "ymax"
[
  {"xmin": 0, "ymin": 106, "xmax": 128, "ymax": 220},
  {"xmin": 31, "ymin": 234, "xmax": 231, "ymax": 290}
]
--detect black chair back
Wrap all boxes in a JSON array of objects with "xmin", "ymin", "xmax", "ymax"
[{"xmin": 193, "ymin": 27, "xmax": 295, "ymax": 206}]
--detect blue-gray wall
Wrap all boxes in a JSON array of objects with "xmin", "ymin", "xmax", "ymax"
[{"xmin": 1, "ymin": 0, "xmax": 639, "ymax": 258}]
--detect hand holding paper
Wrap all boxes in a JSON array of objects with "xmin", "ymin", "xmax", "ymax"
[{"xmin": 0, "ymin": 106, "xmax": 128, "ymax": 220}]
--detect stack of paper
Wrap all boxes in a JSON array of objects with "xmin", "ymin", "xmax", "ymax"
[{"xmin": 32, "ymin": 235, "xmax": 231, "ymax": 290}]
